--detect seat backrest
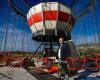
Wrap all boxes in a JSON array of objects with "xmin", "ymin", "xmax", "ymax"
[{"xmin": 65, "ymin": 40, "xmax": 80, "ymax": 58}]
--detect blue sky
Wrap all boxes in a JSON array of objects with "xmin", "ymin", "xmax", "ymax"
[{"xmin": 0, "ymin": 0, "xmax": 100, "ymax": 51}]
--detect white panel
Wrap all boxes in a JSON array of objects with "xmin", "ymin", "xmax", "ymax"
[
  {"xmin": 66, "ymin": 24, "xmax": 73, "ymax": 32},
  {"xmin": 31, "ymin": 3, "xmax": 42, "ymax": 15},
  {"xmin": 30, "ymin": 25, "xmax": 37, "ymax": 33},
  {"xmin": 56, "ymin": 21, "xmax": 73, "ymax": 32},
  {"xmin": 45, "ymin": 20, "xmax": 56, "ymax": 29},
  {"xmin": 56, "ymin": 21, "xmax": 67, "ymax": 30},
  {"xmin": 27, "ymin": 3, "xmax": 42, "ymax": 20},
  {"xmin": 42, "ymin": 2, "xmax": 58, "ymax": 11},
  {"xmin": 34, "ymin": 22, "xmax": 44, "ymax": 30},
  {"xmin": 59, "ymin": 3, "xmax": 71, "ymax": 14},
  {"xmin": 28, "ymin": 7, "xmax": 33, "ymax": 19},
  {"xmin": 30, "ymin": 21, "xmax": 72, "ymax": 33}
]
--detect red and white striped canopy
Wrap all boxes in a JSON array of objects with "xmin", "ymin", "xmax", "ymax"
[{"xmin": 27, "ymin": 2, "xmax": 75, "ymax": 33}]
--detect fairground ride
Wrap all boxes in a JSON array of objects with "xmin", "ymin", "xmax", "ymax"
[{"xmin": 6, "ymin": 0, "xmax": 100, "ymax": 76}]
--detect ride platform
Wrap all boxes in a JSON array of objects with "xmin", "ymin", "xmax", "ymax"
[
  {"xmin": 0, "ymin": 66, "xmax": 63, "ymax": 80},
  {"xmin": 0, "ymin": 67, "xmax": 37, "ymax": 80},
  {"xmin": 0, "ymin": 66, "xmax": 100, "ymax": 80}
]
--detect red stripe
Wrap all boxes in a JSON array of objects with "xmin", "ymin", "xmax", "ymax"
[
  {"xmin": 28, "ymin": 12, "xmax": 42, "ymax": 26},
  {"xmin": 58, "ymin": 11, "xmax": 74, "ymax": 23},
  {"xmin": 28, "ymin": 10, "xmax": 75, "ymax": 27},
  {"xmin": 44, "ymin": 11, "xmax": 57, "ymax": 20}
]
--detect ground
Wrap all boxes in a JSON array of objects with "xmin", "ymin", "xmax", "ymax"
[
  {"xmin": 0, "ymin": 67, "xmax": 37, "ymax": 80},
  {"xmin": 0, "ymin": 67, "xmax": 100, "ymax": 80}
]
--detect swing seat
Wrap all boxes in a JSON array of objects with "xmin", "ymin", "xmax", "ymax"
[
  {"xmin": 47, "ymin": 65, "xmax": 59, "ymax": 74},
  {"xmin": 94, "ymin": 54, "xmax": 100, "ymax": 68},
  {"xmin": 34, "ymin": 58, "xmax": 53, "ymax": 68},
  {"xmin": 34, "ymin": 58, "xmax": 58, "ymax": 74},
  {"xmin": 11, "ymin": 57, "xmax": 29, "ymax": 67},
  {"xmin": 0, "ymin": 58, "xmax": 15, "ymax": 66},
  {"xmin": 66, "ymin": 57, "xmax": 87, "ymax": 71}
]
